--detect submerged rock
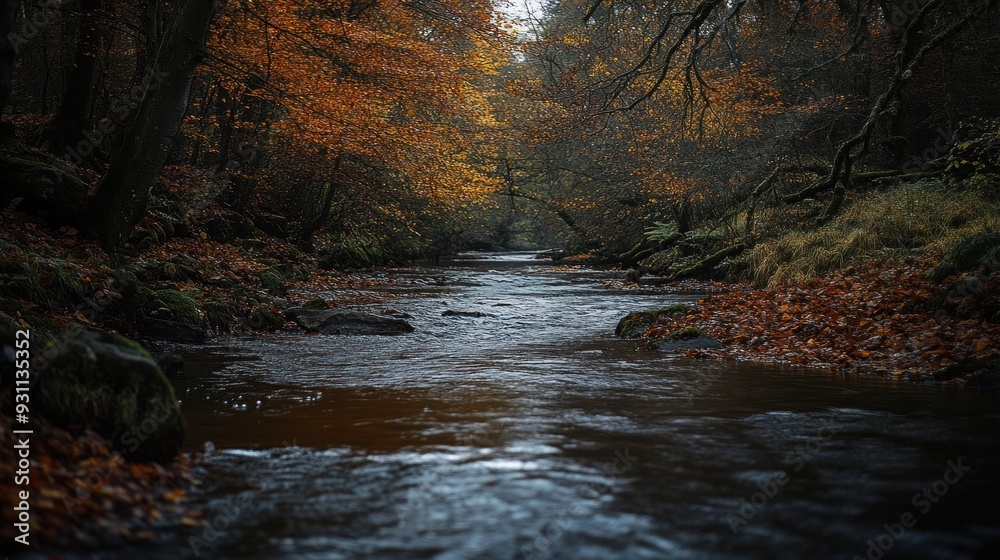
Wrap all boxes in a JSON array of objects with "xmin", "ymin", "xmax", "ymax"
[
  {"xmin": 382, "ymin": 308, "xmax": 413, "ymax": 319},
  {"xmin": 285, "ymin": 307, "xmax": 414, "ymax": 335},
  {"xmin": 442, "ymin": 310, "xmax": 493, "ymax": 318},
  {"xmin": 34, "ymin": 330, "xmax": 185, "ymax": 463}
]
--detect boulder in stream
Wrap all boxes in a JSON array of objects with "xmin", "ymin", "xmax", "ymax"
[
  {"xmin": 34, "ymin": 330, "xmax": 185, "ymax": 463},
  {"xmin": 285, "ymin": 307, "xmax": 414, "ymax": 335},
  {"xmin": 615, "ymin": 305, "xmax": 689, "ymax": 338}
]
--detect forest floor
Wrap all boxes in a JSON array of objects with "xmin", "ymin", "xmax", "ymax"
[{"xmin": 0, "ymin": 405, "xmax": 205, "ymax": 548}]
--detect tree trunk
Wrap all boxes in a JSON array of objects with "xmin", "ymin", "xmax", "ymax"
[
  {"xmin": 39, "ymin": 0, "xmax": 104, "ymax": 153},
  {"xmin": 90, "ymin": 0, "xmax": 216, "ymax": 249},
  {"xmin": 0, "ymin": 0, "xmax": 19, "ymax": 123}
]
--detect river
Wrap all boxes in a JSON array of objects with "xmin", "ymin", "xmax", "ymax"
[{"xmin": 100, "ymin": 253, "xmax": 1000, "ymax": 558}]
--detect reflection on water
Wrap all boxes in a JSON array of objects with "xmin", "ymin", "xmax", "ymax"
[{"xmin": 85, "ymin": 253, "xmax": 1000, "ymax": 559}]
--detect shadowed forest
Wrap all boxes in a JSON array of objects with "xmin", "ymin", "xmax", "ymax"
[{"xmin": 1, "ymin": 0, "xmax": 1000, "ymax": 557}]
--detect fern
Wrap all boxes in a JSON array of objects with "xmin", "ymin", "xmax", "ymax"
[{"xmin": 644, "ymin": 221, "xmax": 679, "ymax": 243}]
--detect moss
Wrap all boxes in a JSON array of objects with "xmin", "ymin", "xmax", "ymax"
[
  {"xmin": 302, "ymin": 297, "xmax": 330, "ymax": 310},
  {"xmin": 247, "ymin": 304, "xmax": 284, "ymax": 331},
  {"xmin": 259, "ymin": 268, "xmax": 286, "ymax": 294},
  {"xmin": 202, "ymin": 296, "xmax": 237, "ymax": 334},
  {"xmin": 149, "ymin": 289, "xmax": 201, "ymax": 325},
  {"xmin": 742, "ymin": 183, "xmax": 1000, "ymax": 288},
  {"xmin": 664, "ymin": 326, "xmax": 704, "ymax": 340}
]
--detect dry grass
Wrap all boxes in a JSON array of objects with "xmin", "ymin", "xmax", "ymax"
[{"xmin": 739, "ymin": 181, "xmax": 999, "ymax": 288}]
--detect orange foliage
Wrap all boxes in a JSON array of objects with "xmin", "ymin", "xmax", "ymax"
[{"xmin": 206, "ymin": 0, "xmax": 513, "ymax": 202}]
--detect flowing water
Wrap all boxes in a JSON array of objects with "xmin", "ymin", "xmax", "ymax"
[{"xmin": 86, "ymin": 253, "xmax": 1000, "ymax": 559}]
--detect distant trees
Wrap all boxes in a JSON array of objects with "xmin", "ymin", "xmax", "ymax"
[{"xmin": 501, "ymin": 0, "xmax": 1000, "ymax": 255}]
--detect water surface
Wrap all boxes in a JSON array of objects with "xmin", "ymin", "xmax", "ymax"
[{"xmin": 103, "ymin": 252, "xmax": 1000, "ymax": 559}]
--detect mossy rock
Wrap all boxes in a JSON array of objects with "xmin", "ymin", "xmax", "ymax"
[
  {"xmin": 202, "ymin": 297, "xmax": 238, "ymax": 334},
  {"xmin": 614, "ymin": 305, "xmax": 690, "ymax": 338},
  {"xmin": 148, "ymin": 289, "xmax": 201, "ymax": 325},
  {"xmin": 666, "ymin": 326, "xmax": 704, "ymax": 340},
  {"xmin": 259, "ymin": 268, "xmax": 286, "ymax": 295},
  {"xmin": 302, "ymin": 297, "xmax": 330, "ymax": 310},
  {"xmin": 33, "ymin": 330, "xmax": 185, "ymax": 463}
]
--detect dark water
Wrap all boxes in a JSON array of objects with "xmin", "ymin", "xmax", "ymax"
[{"xmin": 83, "ymin": 253, "xmax": 1000, "ymax": 558}]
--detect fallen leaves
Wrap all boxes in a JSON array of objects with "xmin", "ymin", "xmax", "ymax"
[
  {"xmin": 0, "ymin": 408, "xmax": 203, "ymax": 548},
  {"xmin": 643, "ymin": 258, "xmax": 1000, "ymax": 379}
]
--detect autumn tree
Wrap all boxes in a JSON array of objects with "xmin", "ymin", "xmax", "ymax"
[{"xmin": 193, "ymin": 0, "xmax": 512, "ymax": 254}]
